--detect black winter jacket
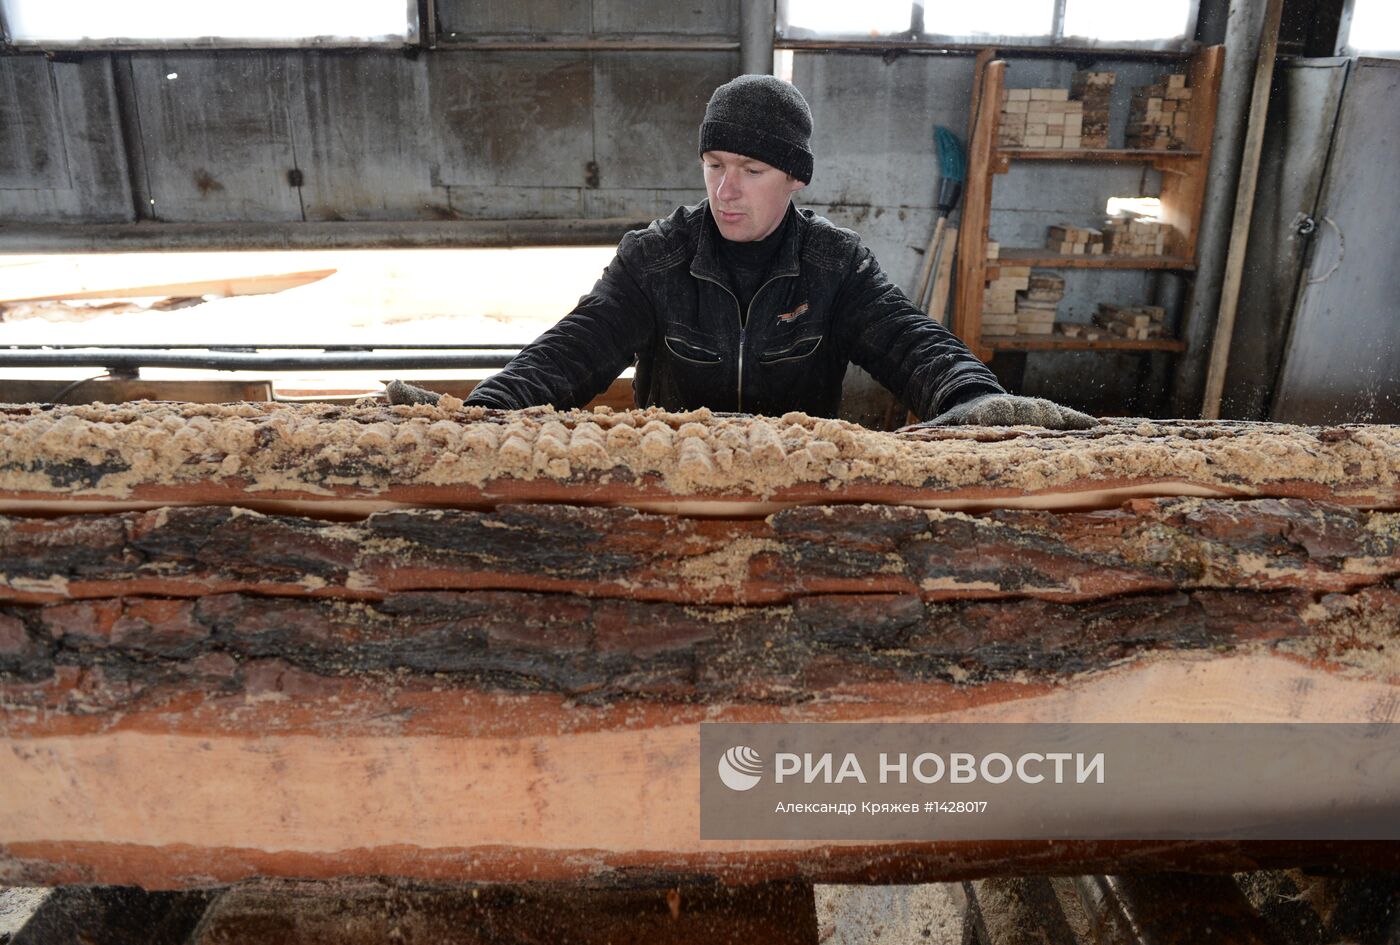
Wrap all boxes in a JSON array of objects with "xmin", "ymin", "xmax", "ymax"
[{"xmin": 465, "ymin": 200, "xmax": 1004, "ymax": 418}]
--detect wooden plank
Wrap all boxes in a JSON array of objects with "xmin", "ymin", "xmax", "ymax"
[
  {"xmin": 990, "ymin": 249, "xmax": 1194, "ymax": 271},
  {"xmin": 953, "ymin": 59, "xmax": 1004, "ymax": 362},
  {"xmin": 354, "ymin": 376, "xmax": 638, "ymax": 412},
  {"xmin": 1202, "ymin": 21, "xmax": 1273, "ymax": 419},
  {"xmin": 930, "ymin": 224, "xmax": 958, "ymax": 325},
  {"xmin": 999, "ymin": 148, "xmax": 1202, "ymax": 162},
  {"xmin": 0, "ymin": 269, "xmax": 336, "ymax": 303},
  {"xmin": 967, "ymin": 49, "xmax": 997, "ymax": 142},
  {"xmin": 0, "ymin": 380, "xmax": 273, "ymax": 406},
  {"xmin": 984, "ymin": 338, "xmax": 1187, "ymax": 353},
  {"xmin": 276, "ymin": 377, "xmax": 637, "ymax": 411}
]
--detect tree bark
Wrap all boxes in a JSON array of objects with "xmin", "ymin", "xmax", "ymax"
[{"xmin": 1, "ymin": 406, "xmax": 1397, "ymax": 888}]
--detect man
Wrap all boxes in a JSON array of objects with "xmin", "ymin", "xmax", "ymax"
[{"xmin": 390, "ymin": 75, "xmax": 1093, "ymax": 430}]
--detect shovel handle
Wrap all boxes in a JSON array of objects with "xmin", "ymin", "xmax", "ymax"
[{"xmin": 913, "ymin": 215, "xmax": 947, "ymax": 312}]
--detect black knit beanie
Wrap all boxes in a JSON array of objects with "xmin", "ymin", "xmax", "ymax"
[{"xmin": 699, "ymin": 75, "xmax": 814, "ymax": 184}]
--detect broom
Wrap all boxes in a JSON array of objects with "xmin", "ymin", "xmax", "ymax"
[{"xmin": 913, "ymin": 126, "xmax": 966, "ymax": 315}]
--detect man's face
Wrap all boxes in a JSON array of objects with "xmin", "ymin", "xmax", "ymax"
[{"xmin": 702, "ymin": 151, "xmax": 806, "ymax": 242}]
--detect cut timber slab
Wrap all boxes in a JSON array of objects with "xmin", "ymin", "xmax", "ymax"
[
  {"xmin": 0, "ymin": 403, "xmax": 1397, "ymax": 515},
  {"xmin": 0, "ymin": 403, "xmax": 1397, "ymax": 889},
  {"xmin": 0, "ymin": 498, "xmax": 1395, "ymax": 606},
  {"xmin": 2, "ymin": 652, "xmax": 1399, "ymax": 888}
]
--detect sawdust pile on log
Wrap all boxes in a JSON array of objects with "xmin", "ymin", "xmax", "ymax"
[{"xmin": 0, "ymin": 401, "xmax": 1397, "ymax": 501}]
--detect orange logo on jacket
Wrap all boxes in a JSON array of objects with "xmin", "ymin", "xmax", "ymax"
[{"xmin": 778, "ymin": 302, "xmax": 809, "ymax": 323}]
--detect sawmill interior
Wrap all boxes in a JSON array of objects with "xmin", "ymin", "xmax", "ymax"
[{"xmin": 1, "ymin": 0, "xmax": 1398, "ymax": 941}]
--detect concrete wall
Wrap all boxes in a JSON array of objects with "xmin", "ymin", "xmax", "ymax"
[
  {"xmin": 0, "ymin": 54, "xmax": 133, "ymax": 222},
  {"xmin": 0, "ymin": 48, "xmax": 735, "ymax": 228}
]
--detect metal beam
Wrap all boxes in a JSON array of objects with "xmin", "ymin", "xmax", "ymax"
[
  {"xmin": 1200, "ymin": 0, "xmax": 1284, "ymax": 418},
  {"xmin": 432, "ymin": 39, "xmax": 738, "ymax": 50},
  {"xmin": 740, "ymin": 0, "xmax": 776, "ymax": 75},
  {"xmin": 774, "ymin": 39, "xmax": 1196, "ymax": 58},
  {"xmin": 0, "ymin": 218, "xmax": 647, "ymax": 253},
  {"xmin": 1169, "ymin": 0, "xmax": 1275, "ymax": 416}
]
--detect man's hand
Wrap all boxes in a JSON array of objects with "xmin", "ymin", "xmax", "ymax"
[
  {"xmin": 384, "ymin": 380, "xmax": 442, "ymax": 406},
  {"xmin": 902, "ymin": 393, "xmax": 1098, "ymax": 431}
]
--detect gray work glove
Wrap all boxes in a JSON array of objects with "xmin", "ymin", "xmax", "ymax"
[
  {"xmin": 384, "ymin": 379, "xmax": 442, "ymax": 406},
  {"xmin": 903, "ymin": 393, "xmax": 1098, "ymax": 431}
]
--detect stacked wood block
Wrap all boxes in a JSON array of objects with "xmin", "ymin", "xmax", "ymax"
[
  {"xmin": 1057, "ymin": 322, "xmax": 1104, "ymax": 340},
  {"xmin": 1102, "ymin": 215, "xmax": 1168, "ymax": 255},
  {"xmin": 999, "ymin": 88, "xmax": 1083, "ymax": 149},
  {"xmin": 1093, "ymin": 302, "xmax": 1168, "ymax": 340},
  {"xmin": 1014, "ymin": 271, "xmax": 1064, "ymax": 335},
  {"xmin": 1128, "ymin": 73, "xmax": 1192, "ymax": 149},
  {"xmin": 0, "ymin": 402, "xmax": 1399, "ymax": 887},
  {"xmin": 1070, "ymin": 70, "xmax": 1114, "ymax": 148},
  {"xmin": 1045, "ymin": 223, "xmax": 1104, "ymax": 255},
  {"xmin": 980, "ymin": 263, "xmax": 1031, "ymax": 335}
]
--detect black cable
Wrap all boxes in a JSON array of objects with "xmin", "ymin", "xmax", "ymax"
[
  {"xmin": 50, "ymin": 372, "xmax": 112, "ymax": 405},
  {"xmin": 0, "ymin": 350, "xmax": 520, "ymax": 371}
]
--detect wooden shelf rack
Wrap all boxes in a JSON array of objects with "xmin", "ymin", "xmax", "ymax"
[{"xmin": 952, "ymin": 46, "xmax": 1224, "ymax": 360}]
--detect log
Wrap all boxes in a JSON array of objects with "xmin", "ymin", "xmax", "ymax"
[{"xmin": 0, "ymin": 405, "xmax": 1397, "ymax": 889}]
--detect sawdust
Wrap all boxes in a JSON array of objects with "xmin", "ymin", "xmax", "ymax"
[
  {"xmin": 0, "ymin": 402, "xmax": 1396, "ymax": 503},
  {"xmin": 1284, "ymin": 588, "xmax": 1400, "ymax": 680},
  {"xmin": 675, "ymin": 537, "xmax": 788, "ymax": 597}
]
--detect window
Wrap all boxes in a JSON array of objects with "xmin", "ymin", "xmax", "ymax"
[
  {"xmin": 1062, "ymin": 0, "xmax": 1195, "ymax": 45},
  {"xmin": 779, "ymin": 0, "xmax": 916, "ymax": 36},
  {"xmin": 0, "ymin": 0, "xmax": 418, "ymax": 48},
  {"xmin": 1337, "ymin": 0, "xmax": 1400, "ymax": 57},
  {"xmin": 928, "ymin": 1, "xmax": 1057, "ymax": 40},
  {"xmin": 779, "ymin": 0, "xmax": 1199, "ymax": 50}
]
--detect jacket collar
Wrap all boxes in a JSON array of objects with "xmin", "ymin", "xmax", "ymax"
[{"xmin": 690, "ymin": 199, "xmax": 802, "ymax": 284}]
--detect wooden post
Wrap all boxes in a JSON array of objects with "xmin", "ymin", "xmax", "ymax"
[
  {"xmin": 953, "ymin": 59, "xmax": 1005, "ymax": 362},
  {"xmin": 1157, "ymin": 45, "xmax": 1226, "ymax": 262}
]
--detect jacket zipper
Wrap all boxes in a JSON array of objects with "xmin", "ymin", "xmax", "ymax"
[
  {"xmin": 691, "ymin": 273, "xmax": 745, "ymax": 411},
  {"xmin": 742, "ymin": 276, "xmax": 789, "ymax": 411},
  {"xmin": 693, "ymin": 272, "xmax": 794, "ymax": 413}
]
